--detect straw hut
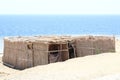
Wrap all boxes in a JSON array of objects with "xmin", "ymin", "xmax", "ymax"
[
  {"xmin": 2, "ymin": 36, "xmax": 76, "ymax": 69},
  {"xmin": 2, "ymin": 35, "xmax": 115, "ymax": 69}
]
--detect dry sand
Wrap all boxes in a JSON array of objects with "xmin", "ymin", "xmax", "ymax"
[
  {"xmin": 115, "ymin": 39, "xmax": 120, "ymax": 53},
  {"xmin": 0, "ymin": 54, "xmax": 19, "ymax": 78},
  {"xmin": 92, "ymin": 74, "xmax": 120, "ymax": 80},
  {"xmin": 1, "ymin": 53, "xmax": 120, "ymax": 80},
  {"xmin": 1, "ymin": 37, "xmax": 120, "ymax": 80}
]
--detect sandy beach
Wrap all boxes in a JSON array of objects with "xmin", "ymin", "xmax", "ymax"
[
  {"xmin": 1, "ymin": 53, "xmax": 120, "ymax": 80},
  {"xmin": 0, "ymin": 38, "xmax": 119, "ymax": 80},
  {"xmin": 0, "ymin": 37, "xmax": 3, "ymax": 53},
  {"xmin": 0, "ymin": 54, "xmax": 19, "ymax": 78}
]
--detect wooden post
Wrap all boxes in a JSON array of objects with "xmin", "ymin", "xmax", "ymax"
[{"xmin": 60, "ymin": 43, "xmax": 62, "ymax": 61}]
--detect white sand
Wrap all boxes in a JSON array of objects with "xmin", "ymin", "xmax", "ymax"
[
  {"xmin": 1, "ymin": 53, "xmax": 120, "ymax": 80},
  {"xmin": 92, "ymin": 74, "xmax": 120, "ymax": 80},
  {"xmin": 0, "ymin": 54, "xmax": 19, "ymax": 78},
  {"xmin": 116, "ymin": 39, "xmax": 120, "ymax": 53},
  {"xmin": 0, "ymin": 37, "xmax": 3, "ymax": 53}
]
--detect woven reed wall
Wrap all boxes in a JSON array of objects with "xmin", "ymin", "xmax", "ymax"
[
  {"xmin": 75, "ymin": 36, "xmax": 115, "ymax": 57},
  {"xmin": 3, "ymin": 38, "xmax": 35, "ymax": 69},
  {"xmin": 33, "ymin": 42, "xmax": 48, "ymax": 66},
  {"xmin": 3, "ymin": 37, "xmax": 70, "ymax": 69},
  {"xmin": 3, "ymin": 38, "xmax": 49, "ymax": 69}
]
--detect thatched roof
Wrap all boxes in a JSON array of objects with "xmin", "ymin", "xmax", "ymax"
[{"xmin": 4, "ymin": 36, "xmax": 74, "ymax": 44}]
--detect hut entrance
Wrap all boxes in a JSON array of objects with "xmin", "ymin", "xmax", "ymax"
[
  {"xmin": 68, "ymin": 42, "xmax": 76, "ymax": 58},
  {"xmin": 48, "ymin": 44, "xmax": 61, "ymax": 63},
  {"xmin": 48, "ymin": 43, "xmax": 69, "ymax": 63}
]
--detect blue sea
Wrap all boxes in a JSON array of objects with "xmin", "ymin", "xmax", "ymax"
[{"xmin": 0, "ymin": 15, "xmax": 120, "ymax": 53}]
